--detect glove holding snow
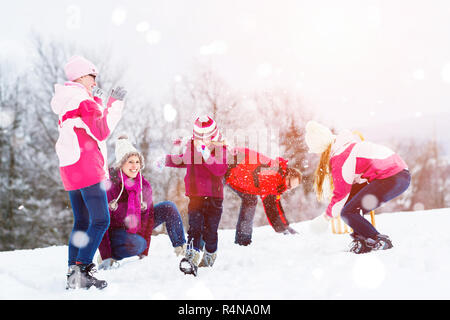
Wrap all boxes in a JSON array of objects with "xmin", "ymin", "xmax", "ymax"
[
  {"xmin": 196, "ymin": 144, "xmax": 211, "ymax": 161},
  {"xmin": 309, "ymin": 213, "xmax": 331, "ymax": 234},
  {"xmin": 110, "ymin": 86, "xmax": 127, "ymax": 101},
  {"xmin": 98, "ymin": 258, "xmax": 119, "ymax": 270}
]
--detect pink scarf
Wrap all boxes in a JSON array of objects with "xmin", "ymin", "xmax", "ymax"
[{"xmin": 121, "ymin": 171, "xmax": 142, "ymax": 234}]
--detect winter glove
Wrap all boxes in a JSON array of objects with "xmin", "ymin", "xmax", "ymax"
[
  {"xmin": 98, "ymin": 258, "xmax": 119, "ymax": 270},
  {"xmin": 110, "ymin": 86, "xmax": 127, "ymax": 101},
  {"xmin": 309, "ymin": 213, "xmax": 331, "ymax": 234},
  {"xmin": 92, "ymin": 86, "xmax": 106, "ymax": 100}
]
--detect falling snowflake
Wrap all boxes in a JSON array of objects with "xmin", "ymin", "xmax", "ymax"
[
  {"xmin": 111, "ymin": 7, "xmax": 127, "ymax": 26},
  {"xmin": 71, "ymin": 231, "xmax": 89, "ymax": 248},
  {"xmin": 163, "ymin": 103, "xmax": 177, "ymax": 122},
  {"xmin": 361, "ymin": 194, "xmax": 379, "ymax": 211},
  {"xmin": 0, "ymin": 109, "xmax": 15, "ymax": 129}
]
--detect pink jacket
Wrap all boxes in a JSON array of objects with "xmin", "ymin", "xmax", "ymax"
[
  {"xmin": 51, "ymin": 82, "xmax": 123, "ymax": 191},
  {"xmin": 326, "ymin": 131, "xmax": 408, "ymax": 218}
]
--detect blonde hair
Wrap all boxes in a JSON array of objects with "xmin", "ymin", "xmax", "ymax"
[{"xmin": 313, "ymin": 143, "xmax": 334, "ymax": 202}]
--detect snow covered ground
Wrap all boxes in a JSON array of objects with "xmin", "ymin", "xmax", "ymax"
[{"xmin": 1, "ymin": 208, "xmax": 449, "ymax": 300}]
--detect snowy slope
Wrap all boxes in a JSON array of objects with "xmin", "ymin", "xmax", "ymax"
[{"xmin": 1, "ymin": 208, "xmax": 449, "ymax": 300}]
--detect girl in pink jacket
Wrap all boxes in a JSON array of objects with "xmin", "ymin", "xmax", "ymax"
[
  {"xmin": 306, "ymin": 121, "xmax": 410, "ymax": 254},
  {"xmin": 51, "ymin": 56, "xmax": 126, "ymax": 289}
]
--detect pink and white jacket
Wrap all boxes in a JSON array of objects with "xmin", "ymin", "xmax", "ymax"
[
  {"xmin": 326, "ymin": 131, "xmax": 408, "ymax": 218},
  {"xmin": 51, "ymin": 81, "xmax": 123, "ymax": 191}
]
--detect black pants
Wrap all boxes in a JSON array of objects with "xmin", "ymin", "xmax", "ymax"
[{"xmin": 187, "ymin": 196, "xmax": 223, "ymax": 253}]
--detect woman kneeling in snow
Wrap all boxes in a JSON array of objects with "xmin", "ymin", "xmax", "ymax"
[
  {"xmin": 307, "ymin": 121, "xmax": 411, "ymax": 253},
  {"xmin": 97, "ymin": 136, "xmax": 186, "ymax": 269}
]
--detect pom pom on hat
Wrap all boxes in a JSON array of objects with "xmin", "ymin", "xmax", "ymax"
[
  {"xmin": 305, "ymin": 121, "xmax": 336, "ymax": 154},
  {"xmin": 193, "ymin": 115, "xmax": 222, "ymax": 141},
  {"xmin": 64, "ymin": 55, "xmax": 98, "ymax": 81},
  {"xmin": 114, "ymin": 135, "xmax": 145, "ymax": 169}
]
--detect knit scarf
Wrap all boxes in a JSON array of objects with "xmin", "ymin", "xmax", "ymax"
[{"xmin": 121, "ymin": 171, "xmax": 142, "ymax": 234}]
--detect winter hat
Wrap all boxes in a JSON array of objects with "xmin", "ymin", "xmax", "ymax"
[
  {"xmin": 305, "ymin": 120, "xmax": 336, "ymax": 154},
  {"xmin": 193, "ymin": 115, "xmax": 222, "ymax": 141},
  {"xmin": 64, "ymin": 55, "xmax": 98, "ymax": 81},
  {"xmin": 114, "ymin": 135, "xmax": 145, "ymax": 169}
]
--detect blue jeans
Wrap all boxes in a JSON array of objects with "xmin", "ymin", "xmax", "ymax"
[
  {"xmin": 341, "ymin": 169, "xmax": 411, "ymax": 239},
  {"xmin": 110, "ymin": 229, "xmax": 147, "ymax": 260},
  {"xmin": 230, "ymin": 188, "xmax": 258, "ymax": 245},
  {"xmin": 154, "ymin": 201, "xmax": 186, "ymax": 247},
  {"xmin": 188, "ymin": 196, "xmax": 223, "ymax": 253},
  {"xmin": 68, "ymin": 182, "xmax": 110, "ymax": 266},
  {"xmin": 109, "ymin": 201, "xmax": 186, "ymax": 260}
]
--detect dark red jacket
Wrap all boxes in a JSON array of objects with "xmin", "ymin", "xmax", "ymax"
[{"xmin": 225, "ymin": 147, "xmax": 288, "ymax": 197}]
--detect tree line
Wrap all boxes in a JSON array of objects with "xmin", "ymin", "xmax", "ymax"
[{"xmin": 0, "ymin": 34, "xmax": 448, "ymax": 251}]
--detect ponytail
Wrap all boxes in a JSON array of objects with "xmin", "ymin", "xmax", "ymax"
[{"xmin": 314, "ymin": 143, "xmax": 333, "ymax": 202}]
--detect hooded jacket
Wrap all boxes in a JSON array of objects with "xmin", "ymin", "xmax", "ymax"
[
  {"xmin": 326, "ymin": 131, "xmax": 408, "ymax": 218},
  {"xmin": 50, "ymin": 81, "xmax": 123, "ymax": 191}
]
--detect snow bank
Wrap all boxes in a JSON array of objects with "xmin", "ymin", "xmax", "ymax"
[{"xmin": 1, "ymin": 208, "xmax": 449, "ymax": 300}]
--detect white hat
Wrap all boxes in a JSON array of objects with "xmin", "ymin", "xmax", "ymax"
[
  {"xmin": 305, "ymin": 121, "xmax": 336, "ymax": 154},
  {"xmin": 114, "ymin": 135, "xmax": 145, "ymax": 169}
]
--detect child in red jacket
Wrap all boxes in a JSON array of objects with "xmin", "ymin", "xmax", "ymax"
[{"xmin": 226, "ymin": 147, "xmax": 302, "ymax": 246}]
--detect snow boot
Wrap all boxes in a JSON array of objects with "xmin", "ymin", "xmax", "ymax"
[
  {"xmin": 365, "ymin": 234, "xmax": 393, "ymax": 251},
  {"xmin": 179, "ymin": 248, "xmax": 201, "ymax": 276},
  {"xmin": 66, "ymin": 263, "xmax": 108, "ymax": 290},
  {"xmin": 349, "ymin": 233, "xmax": 372, "ymax": 254},
  {"xmin": 198, "ymin": 250, "xmax": 217, "ymax": 268},
  {"xmin": 283, "ymin": 226, "xmax": 298, "ymax": 235}
]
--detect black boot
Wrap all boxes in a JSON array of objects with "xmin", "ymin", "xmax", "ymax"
[
  {"xmin": 66, "ymin": 263, "xmax": 107, "ymax": 290},
  {"xmin": 349, "ymin": 233, "xmax": 372, "ymax": 254},
  {"xmin": 366, "ymin": 234, "xmax": 393, "ymax": 251}
]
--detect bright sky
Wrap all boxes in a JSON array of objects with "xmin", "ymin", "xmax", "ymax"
[{"xmin": 2, "ymin": 0, "xmax": 450, "ymax": 128}]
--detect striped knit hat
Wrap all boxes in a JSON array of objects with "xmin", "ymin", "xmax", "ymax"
[{"xmin": 193, "ymin": 115, "xmax": 222, "ymax": 141}]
